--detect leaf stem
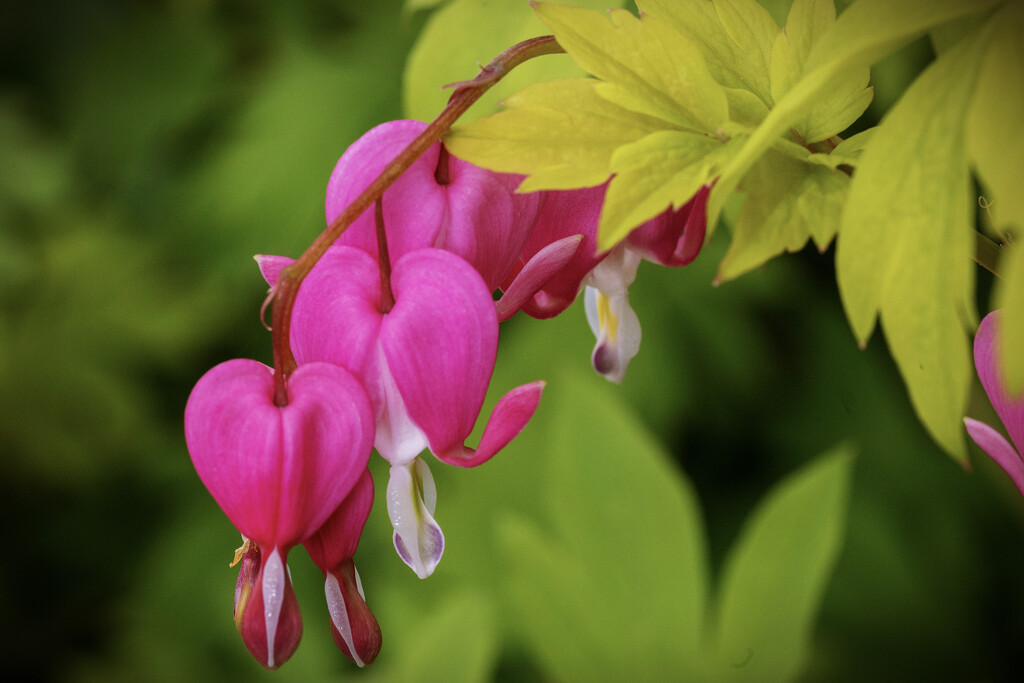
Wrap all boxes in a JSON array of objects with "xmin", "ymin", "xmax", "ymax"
[
  {"xmin": 974, "ymin": 230, "xmax": 1003, "ymax": 279},
  {"xmin": 270, "ymin": 34, "xmax": 564, "ymax": 406}
]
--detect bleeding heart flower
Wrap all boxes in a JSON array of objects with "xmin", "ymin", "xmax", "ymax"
[
  {"xmin": 185, "ymin": 359, "xmax": 374, "ymax": 668},
  {"xmin": 324, "ymin": 120, "xmax": 578, "ymax": 320},
  {"xmin": 259, "ymin": 247, "xmax": 543, "ymax": 577},
  {"xmin": 965, "ymin": 310, "xmax": 1024, "ymax": 497},
  {"xmin": 304, "ymin": 469, "xmax": 382, "ymax": 668}
]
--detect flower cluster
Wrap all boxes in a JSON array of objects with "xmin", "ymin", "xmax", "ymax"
[{"xmin": 184, "ymin": 119, "xmax": 710, "ymax": 669}]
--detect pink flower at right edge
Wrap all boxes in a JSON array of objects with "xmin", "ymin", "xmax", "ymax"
[{"xmin": 964, "ymin": 310, "xmax": 1024, "ymax": 497}]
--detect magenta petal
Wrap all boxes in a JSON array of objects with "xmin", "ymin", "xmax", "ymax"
[
  {"xmin": 304, "ymin": 469, "xmax": 375, "ymax": 573},
  {"xmin": 626, "ymin": 184, "xmax": 710, "ymax": 267},
  {"xmin": 184, "ymin": 359, "xmax": 374, "ymax": 548},
  {"xmin": 381, "ymin": 249, "xmax": 498, "ymax": 457},
  {"xmin": 290, "ymin": 246, "xmax": 383, "ymax": 389},
  {"xmin": 434, "ymin": 381, "xmax": 545, "ymax": 468},
  {"xmin": 255, "ymin": 254, "xmax": 295, "ymax": 288},
  {"xmin": 974, "ymin": 311, "xmax": 1024, "ymax": 451},
  {"xmin": 328, "ymin": 120, "xmax": 447, "ymax": 258},
  {"xmin": 514, "ymin": 185, "xmax": 609, "ymax": 319},
  {"xmin": 496, "ymin": 235, "xmax": 583, "ymax": 321},
  {"xmin": 965, "ymin": 417, "xmax": 1024, "ymax": 498}
]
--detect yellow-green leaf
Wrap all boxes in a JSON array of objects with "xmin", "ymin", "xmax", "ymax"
[
  {"xmin": 403, "ymin": 0, "xmax": 626, "ymax": 123},
  {"xmin": 637, "ymin": 0, "xmax": 779, "ymax": 105},
  {"xmin": 966, "ymin": 1, "xmax": 1024, "ymax": 242},
  {"xmin": 707, "ymin": 0, "xmax": 1002, "ymax": 231},
  {"xmin": 717, "ymin": 152, "xmax": 848, "ymax": 281},
  {"xmin": 532, "ymin": 3, "xmax": 729, "ymax": 132},
  {"xmin": 598, "ymin": 131, "xmax": 734, "ymax": 250},
  {"xmin": 445, "ymin": 78, "xmax": 665, "ymax": 191},
  {"xmin": 836, "ymin": 23, "xmax": 994, "ymax": 462},
  {"xmin": 995, "ymin": 243, "xmax": 1024, "ymax": 396}
]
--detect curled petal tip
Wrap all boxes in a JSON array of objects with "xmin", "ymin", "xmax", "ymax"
[{"xmin": 434, "ymin": 381, "xmax": 545, "ymax": 468}]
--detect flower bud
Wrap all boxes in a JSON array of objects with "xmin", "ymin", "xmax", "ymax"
[{"xmin": 233, "ymin": 543, "xmax": 303, "ymax": 670}]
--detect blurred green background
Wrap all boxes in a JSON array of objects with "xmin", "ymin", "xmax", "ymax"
[{"xmin": 2, "ymin": 1, "xmax": 1022, "ymax": 681}]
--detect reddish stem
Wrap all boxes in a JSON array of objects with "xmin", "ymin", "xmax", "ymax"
[
  {"xmin": 375, "ymin": 197, "xmax": 395, "ymax": 313},
  {"xmin": 434, "ymin": 144, "xmax": 451, "ymax": 186},
  {"xmin": 270, "ymin": 35, "xmax": 564, "ymax": 406}
]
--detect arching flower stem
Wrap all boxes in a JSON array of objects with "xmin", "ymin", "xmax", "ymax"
[{"xmin": 270, "ymin": 34, "xmax": 564, "ymax": 406}]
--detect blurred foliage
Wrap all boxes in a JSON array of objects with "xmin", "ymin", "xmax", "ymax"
[{"xmin": 2, "ymin": 1, "xmax": 1023, "ymax": 682}]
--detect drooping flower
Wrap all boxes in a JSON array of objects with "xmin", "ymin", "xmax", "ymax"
[
  {"xmin": 184, "ymin": 359, "xmax": 375, "ymax": 668},
  {"xmin": 304, "ymin": 469, "xmax": 381, "ymax": 668},
  {"xmin": 510, "ymin": 183, "xmax": 711, "ymax": 382},
  {"xmin": 324, "ymin": 119, "xmax": 580, "ymax": 319},
  {"xmin": 965, "ymin": 310, "xmax": 1024, "ymax": 497},
  {"xmin": 259, "ymin": 247, "xmax": 543, "ymax": 577}
]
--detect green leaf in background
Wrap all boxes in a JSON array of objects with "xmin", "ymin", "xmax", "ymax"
[
  {"xmin": 836, "ymin": 19, "xmax": 995, "ymax": 461},
  {"xmin": 532, "ymin": 3, "xmax": 729, "ymax": 133},
  {"xmin": 707, "ymin": 0, "xmax": 1002, "ymax": 228},
  {"xmin": 708, "ymin": 446, "xmax": 854, "ymax": 683},
  {"xmin": 445, "ymin": 78, "xmax": 665, "ymax": 191},
  {"xmin": 965, "ymin": 2, "xmax": 1024, "ymax": 394},
  {"xmin": 499, "ymin": 366, "xmax": 709, "ymax": 680},
  {"xmin": 716, "ymin": 150, "xmax": 848, "ymax": 282},
  {"xmin": 636, "ymin": 0, "xmax": 779, "ymax": 106},
  {"xmin": 366, "ymin": 589, "xmax": 499, "ymax": 683},
  {"xmin": 403, "ymin": 0, "xmax": 625, "ymax": 124}
]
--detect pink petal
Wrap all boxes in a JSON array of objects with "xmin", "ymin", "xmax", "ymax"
[
  {"xmin": 304, "ymin": 469, "xmax": 375, "ymax": 572},
  {"xmin": 434, "ymin": 381, "xmax": 545, "ymax": 468},
  {"xmin": 626, "ymin": 184, "xmax": 710, "ymax": 267},
  {"xmin": 328, "ymin": 120, "xmax": 447, "ymax": 258},
  {"xmin": 496, "ymin": 235, "xmax": 582, "ymax": 321},
  {"xmin": 974, "ymin": 311, "xmax": 1024, "ymax": 451},
  {"xmin": 184, "ymin": 359, "xmax": 374, "ymax": 548},
  {"xmin": 381, "ymin": 249, "xmax": 498, "ymax": 456},
  {"xmin": 510, "ymin": 184, "xmax": 608, "ymax": 319},
  {"xmin": 254, "ymin": 254, "xmax": 295, "ymax": 288},
  {"xmin": 965, "ymin": 417, "xmax": 1024, "ymax": 498},
  {"xmin": 290, "ymin": 246, "xmax": 384, "ymax": 395}
]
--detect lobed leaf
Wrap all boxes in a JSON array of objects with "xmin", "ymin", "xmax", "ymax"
[
  {"xmin": 707, "ymin": 0, "xmax": 1002, "ymax": 229},
  {"xmin": 599, "ymin": 131, "xmax": 735, "ymax": 250},
  {"xmin": 836, "ymin": 22, "xmax": 995, "ymax": 461},
  {"xmin": 532, "ymin": 2, "xmax": 729, "ymax": 132},
  {"xmin": 637, "ymin": 0, "xmax": 779, "ymax": 106},
  {"xmin": 445, "ymin": 78, "xmax": 666, "ymax": 191},
  {"xmin": 717, "ymin": 152, "xmax": 848, "ymax": 282}
]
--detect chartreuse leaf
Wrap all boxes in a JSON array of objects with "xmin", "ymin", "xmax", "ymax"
[
  {"xmin": 498, "ymin": 367, "xmax": 708, "ymax": 680},
  {"xmin": 403, "ymin": 0, "xmax": 626, "ymax": 124},
  {"xmin": 706, "ymin": 0, "xmax": 1002, "ymax": 228},
  {"xmin": 770, "ymin": 0, "xmax": 873, "ymax": 145},
  {"xmin": 708, "ymin": 447, "xmax": 854, "ymax": 683},
  {"xmin": 636, "ymin": 0, "xmax": 779, "ymax": 106},
  {"xmin": 995, "ymin": 244, "xmax": 1024, "ymax": 396},
  {"xmin": 599, "ymin": 131, "xmax": 737, "ymax": 249},
  {"xmin": 532, "ymin": 3, "xmax": 729, "ymax": 132},
  {"xmin": 717, "ymin": 151, "xmax": 849, "ymax": 281},
  {"xmin": 445, "ymin": 78, "xmax": 666, "ymax": 191},
  {"xmin": 965, "ymin": 3, "xmax": 1024, "ymax": 394},
  {"xmin": 836, "ymin": 22, "xmax": 995, "ymax": 462}
]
